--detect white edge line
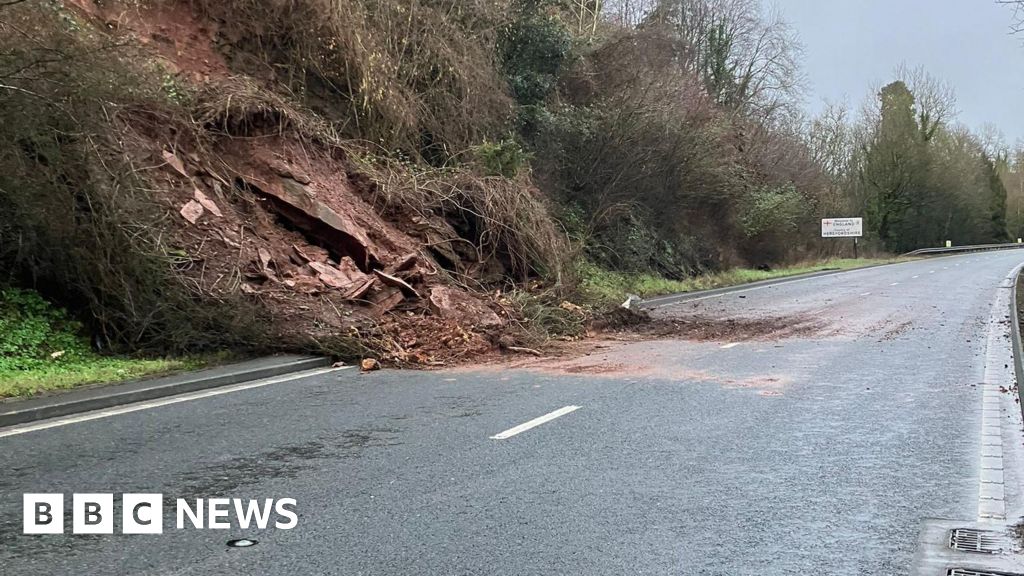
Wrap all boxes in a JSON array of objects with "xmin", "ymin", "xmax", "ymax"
[
  {"xmin": 490, "ymin": 405, "xmax": 580, "ymax": 440},
  {"xmin": 648, "ymin": 262, "xmax": 917, "ymax": 309},
  {"xmin": 651, "ymin": 273, "xmax": 827, "ymax": 308},
  {"xmin": 0, "ymin": 366, "xmax": 348, "ymax": 438}
]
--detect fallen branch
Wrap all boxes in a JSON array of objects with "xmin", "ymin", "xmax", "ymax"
[{"xmin": 506, "ymin": 346, "xmax": 542, "ymax": 357}]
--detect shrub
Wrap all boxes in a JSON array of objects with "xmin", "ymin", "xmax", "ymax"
[
  {"xmin": 737, "ymin": 184, "xmax": 807, "ymax": 238},
  {"xmin": 472, "ymin": 140, "xmax": 533, "ymax": 178},
  {"xmin": 0, "ymin": 288, "xmax": 90, "ymax": 372},
  {"xmin": 500, "ymin": 0, "xmax": 573, "ymax": 106}
]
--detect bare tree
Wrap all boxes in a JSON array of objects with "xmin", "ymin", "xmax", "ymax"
[
  {"xmin": 570, "ymin": 0, "xmax": 604, "ymax": 38},
  {"xmin": 977, "ymin": 122, "xmax": 1008, "ymax": 158},
  {"xmin": 997, "ymin": 0, "xmax": 1024, "ymax": 33},
  {"xmin": 894, "ymin": 63, "xmax": 957, "ymax": 140},
  {"xmin": 808, "ymin": 102, "xmax": 855, "ymax": 179},
  {"xmin": 643, "ymin": 0, "xmax": 804, "ymax": 124},
  {"xmin": 602, "ymin": 0, "xmax": 658, "ymax": 27}
]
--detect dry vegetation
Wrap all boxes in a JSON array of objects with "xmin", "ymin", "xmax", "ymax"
[{"xmin": 0, "ymin": 0, "xmax": 1014, "ymax": 371}]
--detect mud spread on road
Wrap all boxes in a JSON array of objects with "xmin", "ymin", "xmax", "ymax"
[{"xmin": 594, "ymin": 308, "xmax": 827, "ymax": 342}]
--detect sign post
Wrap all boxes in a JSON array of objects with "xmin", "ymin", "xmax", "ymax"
[{"xmin": 821, "ymin": 218, "xmax": 864, "ymax": 258}]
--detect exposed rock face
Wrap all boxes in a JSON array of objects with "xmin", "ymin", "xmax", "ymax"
[{"xmin": 258, "ymin": 177, "xmax": 377, "ymax": 271}]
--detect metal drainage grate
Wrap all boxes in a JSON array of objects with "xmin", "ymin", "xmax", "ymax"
[
  {"xmin": 949, "ymin": 529, "xmax": 1004, "ymax": 554},
  {"xmin": 946, "ymin": 565, "xmax": 1019, "ymax": 569}
]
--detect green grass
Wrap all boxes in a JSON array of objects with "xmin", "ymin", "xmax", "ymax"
[
  {"xmin": 0, "ymin": 356, "xmax": 210, "ymax": 399},
  {"xmin": 577, "ymin": 257, "xmax": 903, "ymax": 306},
  {"xmin": 0, "ymin": 286, "xmax": 221, "ymax": 399}
]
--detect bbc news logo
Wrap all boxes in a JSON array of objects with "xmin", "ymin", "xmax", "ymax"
[{"xmin": 23, "ymin": 494, "xmax": 297, "ymax": 534}]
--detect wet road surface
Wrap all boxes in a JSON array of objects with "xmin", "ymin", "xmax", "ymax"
[{"xmin": 3, "ymin": 251, "xmax": 1024, "ymax": 575}]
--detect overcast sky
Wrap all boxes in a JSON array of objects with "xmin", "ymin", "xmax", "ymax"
[{"xmin": 770, "ymin": 0, "xmax": 1024, "ymax": 143}]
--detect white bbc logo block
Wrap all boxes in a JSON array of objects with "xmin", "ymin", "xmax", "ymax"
[
  {"xmin": 122, "ymin": 494, "xmax": 163, "ymax": 534},
  {"xmin": 23, "ymin": 494, "xmax": 63, "ymax": 534},
  {"xmin": 73, "ymin": 493, "xmax": 114, "ymax": 534}
]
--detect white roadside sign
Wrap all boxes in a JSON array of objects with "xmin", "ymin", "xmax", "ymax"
[{"xmin": 821, "ymin": 218, "xmax": 863, "ymax": 238}]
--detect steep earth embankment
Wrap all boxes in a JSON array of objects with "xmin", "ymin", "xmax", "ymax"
[{"xmin": 53, "ymin": 0, "xmax": 558, "ymax": 364}]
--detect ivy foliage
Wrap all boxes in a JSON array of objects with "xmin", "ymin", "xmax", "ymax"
[
  {"xmin": 0, "ymin": 287, "xmax": 91, "ymax": 372},
  {"xmin": 500, "ymin": 0, "xmax": 572, "ymax": 107}
]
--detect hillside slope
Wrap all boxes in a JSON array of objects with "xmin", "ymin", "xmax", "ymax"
[{"xmin": 0, "ymin": 0, "xmax": 569, "ymax": 364}]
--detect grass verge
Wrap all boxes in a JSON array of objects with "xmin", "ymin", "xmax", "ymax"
[
  {"xmin": 577, "ymin": 258, "xmax": 902, "ymax": 306},
  {"xmin": 0, "ymin": 356, "xmax": 213, "ymax": 399},
  {"xmin": 0, "ymin": 287, "xmax": 224, "ymax": 399}
]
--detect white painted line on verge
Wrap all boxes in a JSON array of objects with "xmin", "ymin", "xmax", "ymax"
[
  {"xmin": 490, "ymin": 405, "xmax": 580, "ymax": 440},
  {"xmin": 720, "ymin": 342, "xmax": 740, "ymax": 349},
  {"xmin": 0, "ymin": 367, "xmax": 348, "ymax": 438}
]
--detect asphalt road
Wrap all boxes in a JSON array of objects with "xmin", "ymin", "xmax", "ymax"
[{"xmin": 4, "ymin": 251, "xmax": 1024, "ymax": 575}]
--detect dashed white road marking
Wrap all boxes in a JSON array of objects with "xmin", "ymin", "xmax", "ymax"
[
  {"xmin": 0, "ymin": 367, "xmax": 348, "ymax": 438},
  {"xmin": 889, "ymin": 282, "xmax": 900, "ymax": 286},
  {"xmin": 912, "ymin": 275, "xmax": 920, "ymax": 279},
  {"xmin": 720, "ymin": 343, "xmax": 740, "ymax": 349},
  {"xmin": 929, "ymin": 270, "xmax": 936, "ymax": 274},
  {"xmin": 490, "ymin": 405, "xmax": 580, "ymax": 440}
]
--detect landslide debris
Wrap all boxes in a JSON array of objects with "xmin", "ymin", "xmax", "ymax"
[{"xmin": 0, "ymin": 0, "xmax": 568, "ymax": 366}]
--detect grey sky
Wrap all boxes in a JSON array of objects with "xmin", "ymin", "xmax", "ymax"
[{"xmin": 771, "ymin": 0, "xmax": 1024, "ymax": 143}]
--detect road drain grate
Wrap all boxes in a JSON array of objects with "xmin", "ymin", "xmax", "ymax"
[
  {"xmin": 946, "ymin": 565, "xmax": 1019, "ymax": 569},
  {"xmin": 949, "ymin": 529, "xmax": 1004, "ymax": 554}
]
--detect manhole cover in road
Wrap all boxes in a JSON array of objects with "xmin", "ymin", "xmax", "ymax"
[
  {"xmin": 949, "ymin": 529, "xmax": 1004, "ymax": 554},
  {"xmin": 946, "ymin": 565, "xmax": 1019, "ymax": 569}
]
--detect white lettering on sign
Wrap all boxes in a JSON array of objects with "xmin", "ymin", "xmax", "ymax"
[{"xmin": 821, "ymin": 218, "xmax": 863, "ymax": 238}]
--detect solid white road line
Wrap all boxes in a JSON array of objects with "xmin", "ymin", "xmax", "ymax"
[
  {"xmin": 720, "ymin": 342, "xmax": 740, "ymax": 349},
  {"xmin": 646, "ymin": 264, "xmax": 884, "ymax": 308},
  {"xmin": 0, "ymin": 367, "xmax": 348, "ymax": 439},
  {"xmin": 490, "ymin": 405, "xmax": 580, "ymax": 440}
]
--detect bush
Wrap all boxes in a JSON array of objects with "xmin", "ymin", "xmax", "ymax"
[
  {"xmin": 472, "ymin": 139, "xmax": 533, "ymax": 178},
  {"xmin": 0, "ymin": 288, "xmax": 90, "ymax": 372},
  {"xmin": 0, "ymin": 287, "xmax": 210, "ymax": 398},
  {"xmin": 500, "ymin": 0, "xmax": 573, "ymax": 106}
]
